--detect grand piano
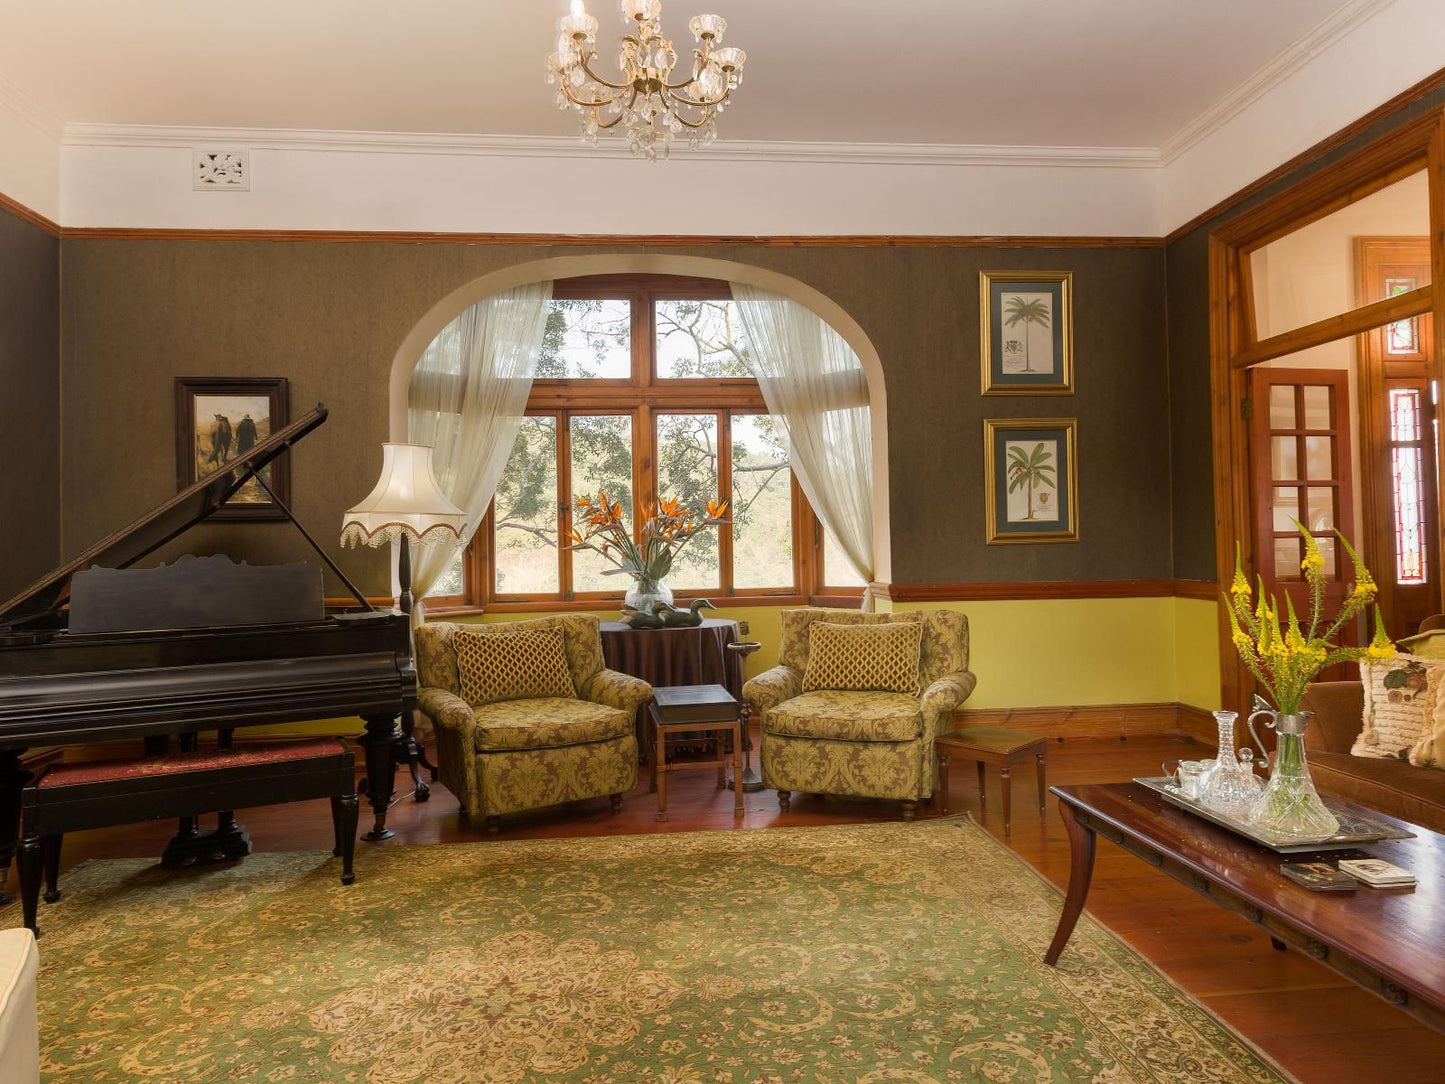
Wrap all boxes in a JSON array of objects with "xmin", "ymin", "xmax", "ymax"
[{"xmin": 0, "ymin": 404, "xmax": 414, "ymax": 898}]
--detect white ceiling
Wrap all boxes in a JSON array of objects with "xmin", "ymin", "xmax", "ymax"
[{"xmin": 0, "ymin": 0, "xmax": 1361, "ymax": 148}]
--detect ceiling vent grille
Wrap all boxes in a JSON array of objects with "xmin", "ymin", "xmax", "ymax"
[{"xmin": 193, "ymin": 149, "xmax": 249, "ymax": 191}]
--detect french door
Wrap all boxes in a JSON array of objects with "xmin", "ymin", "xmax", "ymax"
[
  {"xmin": 1356, "ymin": 238, "xmax": 1441, "ymax": 637},
  {"xmin": 1249, "ymin": 367, "xmax": 1356, "ymax": 677}
]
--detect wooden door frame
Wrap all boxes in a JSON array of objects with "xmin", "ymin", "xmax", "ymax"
[{"xmin": 1208, "ymin": 106, "xmax": 1445, "ymax": 711}]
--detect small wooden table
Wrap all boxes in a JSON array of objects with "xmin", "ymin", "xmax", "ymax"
[
  {"xmin": 649, "ymin": 685, "xmax": 744, "ymax": 823},
  {"xmin": 934, "ymin": 726, "xmax": 1047, "ymax": 836},
  {"xmin": 1046, "ymin": 782, "xmax": 1445, "ymax": 1033}
]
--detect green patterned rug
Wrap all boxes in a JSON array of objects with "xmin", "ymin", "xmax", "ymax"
[{"xmin": 4, "ymin": 818, "xmax": 1291, "ymax": 1083}]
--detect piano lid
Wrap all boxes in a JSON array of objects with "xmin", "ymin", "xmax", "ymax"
[{"xmin": 0, "ymin": 403, "xmax": 330, "ymax": 630}]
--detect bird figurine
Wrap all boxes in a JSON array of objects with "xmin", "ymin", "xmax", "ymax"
[{"xmin": 660, "ymin": 599, "xmax": 715, "ymax": 627}]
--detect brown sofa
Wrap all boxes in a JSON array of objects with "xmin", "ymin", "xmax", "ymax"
[{"xmin": 1299, "ymin": 681, "xmax": 1445, "ymax": 833}]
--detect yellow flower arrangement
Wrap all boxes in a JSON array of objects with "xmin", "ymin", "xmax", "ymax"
[{"xmin": 1225, "ymin": 522, "xmax": 1392, "ymax": 714}]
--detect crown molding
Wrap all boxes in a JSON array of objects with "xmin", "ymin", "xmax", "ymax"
[
  {"xmin": 0, "ymin": 72, "xmax": 63, "ymax": 142},
  {"xmin": 60, "ymin": 122, "xmax": 1161, "ymax": 170},
  {"xmin": 1158, "ymin": 0, "xmax": 1399, "ymax": 165}
]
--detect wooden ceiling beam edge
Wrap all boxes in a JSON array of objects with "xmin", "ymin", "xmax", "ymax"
[{"xmin": 1230, "ymin": 284, "xmax": 1434, "ymax": 370}]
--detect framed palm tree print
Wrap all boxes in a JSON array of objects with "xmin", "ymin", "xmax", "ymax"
[
  {"xmin": 984, "ymin": 418, "xmax": 1079, "ymax": 543},
  {"xmin": 979, "ymin": 271, "xmax": 1073, "ymax": 394}
]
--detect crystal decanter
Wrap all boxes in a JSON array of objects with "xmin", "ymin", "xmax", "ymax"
[
  {"xmin": 1198, "ymin": 710, "xmax": 1264, "ymax": 817},
  {"xmin": 1246, "ymin": 699, "xmax": 1340, "ymax": 841}
]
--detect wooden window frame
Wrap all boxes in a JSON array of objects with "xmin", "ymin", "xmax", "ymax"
[
  {"xmin": 1208, "ymin": 107, "xmax": 1445, "ymax": 711},
  {"xmin": 425, "ymin": 274, "xmax": 863, "ymax": 614}
]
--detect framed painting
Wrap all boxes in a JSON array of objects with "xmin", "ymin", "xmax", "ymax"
[
  {"xmin": 174, "ymin": 377, "xmax": 290, "ymax": 520},
  {"xmin": 979, "ymin": 270, "xmax": 1074, "ymax": 395},
  {"xmin": 984, "ymin": 418, "xmax": 1079, "ymax": 544}
]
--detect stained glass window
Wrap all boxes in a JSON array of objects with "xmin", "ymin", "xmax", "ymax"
[
  {"xmin": 1385, "ymin": 277, "xmax": 1419, "ymax": 356},
  {"xmin": 1390, "ymin": 388, "xmax": 1427, "ymax": 585}
]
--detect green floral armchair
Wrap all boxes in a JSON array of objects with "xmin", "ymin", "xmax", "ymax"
[
  {"xmin": 744, "ymin": 608, "xmax": 976, "ymax": 820},
  {"xmin": 414, "ymin": 615, "xmax": 651, "ymax": 831}
]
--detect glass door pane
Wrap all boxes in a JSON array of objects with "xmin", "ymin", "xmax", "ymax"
[
  {"xmin": 493, "ymin": 416, "xmax": 560, "ymax": 595},
  {"xmin": 729, "ymin": 414, "xmax": 793, "ymax": 589},
  {"xmin": 656, "ymin": 413, "xmax": 721, "ymax": 590},
  {"xmin": 569, "ymin": 414, "xmax": 635, "ymax": 592}
]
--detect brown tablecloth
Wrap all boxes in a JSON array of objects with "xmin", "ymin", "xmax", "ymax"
[{"xmin": 599, "ymin": 618, "xmax": 744, "ymax": 762}]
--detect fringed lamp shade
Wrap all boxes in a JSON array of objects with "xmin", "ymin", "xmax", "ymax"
[{"xmin": 340, "ymin": 444, "xmax": 467, "ymax": 550}]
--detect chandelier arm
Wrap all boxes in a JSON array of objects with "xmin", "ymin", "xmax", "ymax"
[
  {"xmin": 660, "ymin": 99, "xmax": 715, "ymax": 129},
  {"xmin": 662, "ymin": 44, "xmax": 714, "ymax": 90},
  {"xmin": 578, "ymin": 52, "xmax": 634, "ymax": 92},
  {"xmin": 667, "ymin": 87, "xmax": 731, "ymax": 109},
  {"xmin": 559, "ymin": 79, "xmax": 627, "ymax": 109}
]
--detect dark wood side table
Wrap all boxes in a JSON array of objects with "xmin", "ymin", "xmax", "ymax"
[
  {"xmin": 934, "ymin": 726, "xmax": 1048, "ymax": 836},
  {"xmin": 599, "ymin": 619, "xmax": 744, "ymax": 764},
  {"xmin": 1045, "ymin": 782, "xmax": 1445, "ymax": 1032},
  {"xmin": 649, "ymin": 685, "xmax": 744, "ymax": 823}
]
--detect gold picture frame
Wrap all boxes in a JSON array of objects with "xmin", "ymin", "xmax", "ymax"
[
  {"xmin": 979, "ymin": 270, "xmax": 1074, "ymax": 395},
  {"xmin": 984, "ymin": 418, "xmax": 1079, "ymax": 544}
]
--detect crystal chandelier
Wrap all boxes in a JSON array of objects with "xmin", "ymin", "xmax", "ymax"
[{"xmin": 546, "ymin": 0, "xmax": 747, "ymax": 161}]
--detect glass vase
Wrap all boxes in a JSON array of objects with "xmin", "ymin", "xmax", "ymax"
[
  {"xmin": 1198, "ymin": 710, "xmax": 1263, "ymax": 817},
  {"xmin": 624, "ymin": 575, "xmax": 673, "ymax": 613},
  {"xmin": 1245, "ymin": 709, "xmax": 1340, "ymax": 841}
]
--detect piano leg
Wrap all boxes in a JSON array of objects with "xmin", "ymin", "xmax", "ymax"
[
  {"xmin": 358, "ymin": 714, "xmax": 407, "ymax": 841},
  {"xmin": 160, "ymin": 730, "xmax": 251, "ymax": 867},
  {"xmin": 0, "ymin": 751, "xmax": 29, "ymax": 908}
]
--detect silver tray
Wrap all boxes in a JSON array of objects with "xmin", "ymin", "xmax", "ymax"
[{"xmin": 1133, "ymin": 776, "xmax": 1416, "ymax": 853}]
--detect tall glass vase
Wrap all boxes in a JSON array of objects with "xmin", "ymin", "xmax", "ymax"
[
  {"xmin": 1246, "ymin": 708, "xmax": 1340, "ymax": 841},
  {"xmin": 624, "ymin": 575, "xmax": 673, "ymax": 613}
]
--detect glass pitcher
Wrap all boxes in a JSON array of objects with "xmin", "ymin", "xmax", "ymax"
[{"xmin": 1244, "ymin": 695, "xmax": 1340, "ymax": 841}]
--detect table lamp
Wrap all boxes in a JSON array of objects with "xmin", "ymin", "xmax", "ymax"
[{"xmin": 340, "ymin": 443, "xmax": 467, "ymax": 614}]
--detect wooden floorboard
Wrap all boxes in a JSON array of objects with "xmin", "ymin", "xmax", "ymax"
[{"xmin": 7, "ymin": 732, "xmax": 1443, "ymax": 1081}]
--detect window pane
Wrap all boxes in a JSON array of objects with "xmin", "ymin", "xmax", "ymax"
[
  {"xmin": 1248, "ymin": 169, "xmax": 1429, "ymax": 339},
  {"xmin": 656, "ymin": 413, "xmax": 721, "ymax": 590},
  {"xmin": 493, "ymin": 417, "xmax": 559, "ymax": 595},
  {"xmin": 730, "ymin": 414, "xmax": 793, "ymax": 589},
  {"xmin": 537, "ymin": 299, "xmax": 631, "ymax": 379},
  {"xmin": 570, "ymin": 415, "xmax": 635, "ymax": 592},
  {"xmin": 1301, "ymin": 386, "xmax": 1330, "ymax": 431},
  {"xmin": 824, "ymin": 529, "xmax": 868, "ymax": 588},
  {"xmin": 1268, "ymin": 386, "xmax": 1295, "ymax": 429},
  {"xmin": 655, "ymin": 299, "xmax": 753, "ymax": 379}
]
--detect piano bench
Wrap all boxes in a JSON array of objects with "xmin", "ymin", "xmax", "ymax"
[{"xmin": 17, "ymin": 738, "xmax": 359, "ymax": 937}]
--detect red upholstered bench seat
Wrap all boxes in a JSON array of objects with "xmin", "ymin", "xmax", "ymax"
[{"xmin": 37, "ymin": 739, "xmax": 348, "ymax": 789}]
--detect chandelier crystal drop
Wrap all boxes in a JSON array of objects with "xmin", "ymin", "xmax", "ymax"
[{"xmin": 546, "ymin": 0, "xmax": 746, "ymax": 161}]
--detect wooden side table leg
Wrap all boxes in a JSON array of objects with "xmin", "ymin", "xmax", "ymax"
[
  {"xmin": 1045, "ymin": 800, "xmax": 1096, "ymax": 965},
  {"xmin": 937, "ymin": 752, "xmax": 949, "ymax": 815},
  {"xmin": 1036, "ymin": 752, "xmax": 1047, "ymax": 811},
  {"xmin": 649, "ymin": 728, "xmax": 659, "ymax": 793},
  {"xmin": 732, "ymin": 723, "xmax": 743, "ymax": 817},
  {"xmin": 1001, "ymin": 764, "xmax": 1013, "ymax": 836},
  {"xmin": 655, "ymin": 723, "xmax": 668, "ymax": 823},
  {"xmin": 976, "ymin": 760, "xmax": 987, "ymax": 813}
]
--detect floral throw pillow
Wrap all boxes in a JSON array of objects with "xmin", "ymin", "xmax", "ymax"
[{"xmin": 1353, "ymin": 654, "xmax": 1443, "ymax": 761}]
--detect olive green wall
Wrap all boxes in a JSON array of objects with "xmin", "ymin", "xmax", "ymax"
[
  {"xmin": 0, "ymin": 206, "xmax": 59, "ymax": 599},
  {"xmin": 1165, "ymin": 87, "xmax": 1445, "ymax": 583},
  {"xmin": 57, "ymin": 240, "xmax": 1171, "ymax": 593}
]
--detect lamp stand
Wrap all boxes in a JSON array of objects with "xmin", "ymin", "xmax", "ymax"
[{"xmin": 396, "ymin": 532, "xmax": 438, "ymax": 805}]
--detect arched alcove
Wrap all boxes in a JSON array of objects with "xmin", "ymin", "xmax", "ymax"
[{"xmin": 387, "ymin": 254, "xmax": 892, "ymax": 583}]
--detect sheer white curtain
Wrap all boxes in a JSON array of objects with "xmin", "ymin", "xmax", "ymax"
[
  {"xmin": 407, "ymin": 282, "xmax": 553, "ymax": 615},
  {"xmin": 730, "ymin": 285, "xmax": 876, "ymax": 609}
]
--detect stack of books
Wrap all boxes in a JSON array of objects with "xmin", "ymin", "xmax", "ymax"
[{"xmin": 1338, "ymin": 858, "xmax": 1416, "ymax": 888}]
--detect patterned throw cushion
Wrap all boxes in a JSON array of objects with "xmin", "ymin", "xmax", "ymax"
[
  {"xmin": 455, "ymin": 627, "xmax": 577, "ymax": 706},
  {"xmin": 779, "ymin": 608, "xmax": 924, "ymax": 674},
  {"xmin": 802, "ymin": 621, "xmax": 922, "ymax": 695},
  {"xmin": 1353, "ymin": 653, "xmax": 1443, "ymax": 761}
]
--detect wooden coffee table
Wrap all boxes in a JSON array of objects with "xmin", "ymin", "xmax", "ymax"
[
  {"xmin": 1046, "ymin": 782, "xmax": 1445, "ymax": 1032},
  {"xmin": 934, "ymin": 726, "xmax": 1047, "ymax": 836}
]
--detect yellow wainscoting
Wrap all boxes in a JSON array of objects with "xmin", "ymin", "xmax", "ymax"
[{"xmin": 262, "ymin": 595, "xmax": 1225, "ymax": 738}]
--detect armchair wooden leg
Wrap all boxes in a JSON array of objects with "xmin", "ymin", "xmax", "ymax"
[
  {"xmin": 901, "ymin": 799, "xmax": 918, "ymax": 823},
  {"xmin": 777, "ymin": 790, "xmax": 791, "ymax": 812},
  {"xmin": 485, "ymin": 815, "xmax": 501, "ymax": 834},
  {"xmin": 609, "ymin": 792, "xmax": 623, "ymax": 814}
]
